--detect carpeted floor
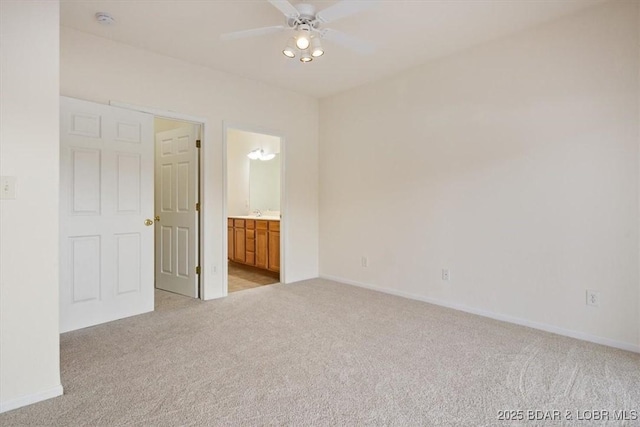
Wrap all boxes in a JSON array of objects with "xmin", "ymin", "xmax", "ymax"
[{"xmin": 1, "ymin": 279, "xmax": 639, "ymax": 426}]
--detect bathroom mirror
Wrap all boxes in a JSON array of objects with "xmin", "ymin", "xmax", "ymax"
[{"xmin": 249, "ymin": 154, "xmax": 280, "ymax": 213}]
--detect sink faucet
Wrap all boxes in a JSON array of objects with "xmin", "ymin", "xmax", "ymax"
[{"xmin": 253, "ymin": 209, "xmax": 262, "ymax": 217}]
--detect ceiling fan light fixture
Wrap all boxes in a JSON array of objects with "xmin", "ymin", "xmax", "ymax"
[
  {"xmin": 260, "ymin": 153, "xmax": 276, "ymax": 161},
  {"xmin": 300, "ymin": 49, "xmax": 313, "ymax": 63},
  {"xmin": 282, "ymin": 38, "xmax": 296, "ymax": 58},
  {"xmin": 310, "ymin": 37, "xmax": 324, "ymax": 57},
  {"xmin": 296, "ymin": 36, "xmax": 310, "ymax": 50},
  {"xmin": 221, "ymin": 0, "xmax": 376, "ymax": 64},
  {"xmin": 295, "ymin": 25, "xmax": 311, "ymax": 50}
]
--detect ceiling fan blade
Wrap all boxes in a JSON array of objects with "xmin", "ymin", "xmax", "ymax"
[
  {"xmin": 320, "ymin": 28, "xmax": 375, "ymax": 54},
  {"xmin": 267, "ymin": 0, "xmax": 300, "ymax": 18},
  {"xmin": 316, "ymin": 1, "xmax": 376, "ymax": 24},
  {"xmin": 220, "ymin": 25, "xmax": 286, "ymax": 41}
]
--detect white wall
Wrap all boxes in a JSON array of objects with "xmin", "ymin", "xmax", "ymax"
[
  {"xmin": 320, "ymin": 0, "xmax": 640, "ymax": 350},
  {"xmin": 61, "ymin": 28, "xmax": 319, "ymax": 293},
  {"xmin": 227, "ymin": 129, "xmax": 281, "ymax": 216},
  {"xmin": 0, "ymin": 1, "xmax": 63, "ymax": 412},
  {"xmin": 154, "ymin": 117, "xmax": 192, "ymax": 133}
]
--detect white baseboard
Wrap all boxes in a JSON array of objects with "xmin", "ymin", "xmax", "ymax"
[
  {"xmin": 0, "ymin": 384, "xmax": 63, "ymax": 414},
  {"xmin": 320, "ymin": 275, "xmax": 640, "ymax": 354}
]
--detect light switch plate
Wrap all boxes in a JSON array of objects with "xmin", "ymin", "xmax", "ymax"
[{"xmin": 0, "ymin": 176, "xmax": 16, "ymax": 199}]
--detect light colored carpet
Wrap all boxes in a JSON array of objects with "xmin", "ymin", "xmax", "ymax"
[{"xmin": 1, "ymin": 279, "xmax": 639, "ymax": 426}]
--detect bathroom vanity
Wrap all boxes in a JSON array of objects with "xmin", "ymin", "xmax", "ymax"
[{"xmin": 228, "ymin": 217, "xmax": 280, "ymax": 273}]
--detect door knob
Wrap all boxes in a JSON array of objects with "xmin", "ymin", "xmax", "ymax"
[
  {"xmin": 155, "ymin": 215, "xmax": 160, "ymax": 222},
  {"xmin": 144, "ymin": 219, "xmax": 154, "ymax": 226}
]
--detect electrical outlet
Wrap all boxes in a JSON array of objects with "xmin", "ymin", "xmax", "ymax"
[
  {"xmin": 442, "ymin": 268, "xmax": 450, "ymax": 281},
  {"xmin": 586, "ymin": 290, "xmax": 600, "ymax": 307},
  {"xmin": 361, "ymin": 256, "xmax": 368, "ymax": 268},
  {"xmin": 0, "ymin": 176, "xmax": 16, "ymax": 200}
]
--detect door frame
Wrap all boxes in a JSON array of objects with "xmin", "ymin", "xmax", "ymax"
[
  {"xmin": 222, "ymin": 121, "xmax": 287, "ymax": 295},
  {"xmin": 111, "ymin": 101, "xmax": 208, "ymax": 299}
]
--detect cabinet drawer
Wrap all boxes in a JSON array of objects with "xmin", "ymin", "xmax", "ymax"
[
  {"xmin": 234, "ymin": 219, "xmax": 245, "ymax": 228},
  {"xmin": 246, "ymin": 219, "xmax": 255, "ymax": 229},
  {"xmin": 256, "ymin": 220, "xmax": 268, "ymax": 230},
  {"xmin": 227, "ymin": 218, "xmax": 234, "ymax": 227},
  {"xmin": 268, "ymin": 221, "xmax": 280, "ymax": 232},
  {"xmin": 246, "ymin": 229, "xmax": 255, "ymax": 239}
]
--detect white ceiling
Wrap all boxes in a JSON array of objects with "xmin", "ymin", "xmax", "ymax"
[{"xmin": 61, "ymin": 0, "xmax": 607, "ymax": 98}]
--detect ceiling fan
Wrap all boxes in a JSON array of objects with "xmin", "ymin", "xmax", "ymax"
[{"xmin": 220, "ymin": 0, "xmax": 376, "ymax": 62}]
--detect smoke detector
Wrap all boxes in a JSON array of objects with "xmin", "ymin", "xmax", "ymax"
[{"xmin": 95, "ymin": 12, "xmax": 115, "ymax": 25}]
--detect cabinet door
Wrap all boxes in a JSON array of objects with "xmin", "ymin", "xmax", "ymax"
[
  {"xmin": 268, "ymin": 231, "xmax": 280, "ymax": 272},
  {"xmin": 245, "ymin": 229, "xmax": 255, "ymax": 266},
  {"xmin": 245, "ymin": 251, "xmax": 255, "ymax": 266},
  {"xmin": 234, "ymin": 227, "xmax": 246, "ymax": 263},
  {"xmin": 256, "ymin": 228, "xmax": 268, "ymax": 269}
]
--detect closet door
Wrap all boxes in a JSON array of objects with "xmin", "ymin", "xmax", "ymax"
[{"xmin": 154, "ymin": 125, "xmax": 199, "ymax": 298}]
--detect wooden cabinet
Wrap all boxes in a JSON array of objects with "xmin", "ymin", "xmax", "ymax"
[
  {"xmin": 228, "ymin": 219, "xmax": 247, "ymax": 264},
  {"xmin": 255, "ymin": 220, "xmax": 268, "ymax": 269},
  {"xmin": 227, "ymin": 219, "xmax": 234, "ymax": 263},
  {"xmin": 234, "ymin": 226, "xmax": 245, "ymax": 263},
  {"xmin": 268, "ymin": 221, "xmax": 280, "ymax": 272},
  {"xmin": 245, "ymin": 220, "xmax": 255, "ymax": 266},
  {"xmin": 229, "ymin": 218, "xmax": 279, "ymax": 273},
  {"xmin": 228, "ymin": 219, "xmax": 245, "ymax": 263}
]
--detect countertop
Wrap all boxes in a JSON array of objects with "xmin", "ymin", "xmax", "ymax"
[{"xmin": 228, "ymin": 215, "xmax": 280, "ymax": 221}]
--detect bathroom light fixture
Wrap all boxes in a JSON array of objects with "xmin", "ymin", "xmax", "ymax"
[
  {"xmin": 247, "ymin": 149, "xmax": 261, "ymax": 160},
  {"xmin": 247, "ymin": 148, "xmax": 276, "ymax": 161}
]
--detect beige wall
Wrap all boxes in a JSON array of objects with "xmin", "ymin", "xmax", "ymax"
[
  {"xmin": 319, "ymin": 0, "xmax": 640, "ymax": 350},
  {"xmin": 61, "ymin": 27, "xmax": 319, "ymax": 291},
  {"xmin": 0, "ymin": 0, "xmax": 63, "ymax": 411}
]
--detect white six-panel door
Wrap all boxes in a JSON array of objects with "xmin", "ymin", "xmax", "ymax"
[
  {"xmin": 60, "ymin": 97, "xmax": 155, "ymax": 333},
  {"xmin": 154, "ymin": 126, "xmax": 199, "ymax": 298}
]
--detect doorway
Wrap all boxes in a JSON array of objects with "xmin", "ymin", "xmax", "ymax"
[
  {"xmin": 59, "ymin": 98, "xmax": 208, "ymax": 333},
  {"xmin": 225, "ymin": 127, "xmax": 283, "ymax": 293},
  {"xmin": 153, "ymin": 118, "xmax": 202, "ymax": 298}
]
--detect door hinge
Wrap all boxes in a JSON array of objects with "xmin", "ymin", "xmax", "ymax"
[
  {"xmin": 196, "ymin": 266, "xmax": 201, "ymax": 275},
  {"xmin": 196, "ymin": 139, "xmax": 201, "ymax": 148},
  {"xmin": 195, "ymin": 202, "xmax": 200, "ymax": 211}
]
